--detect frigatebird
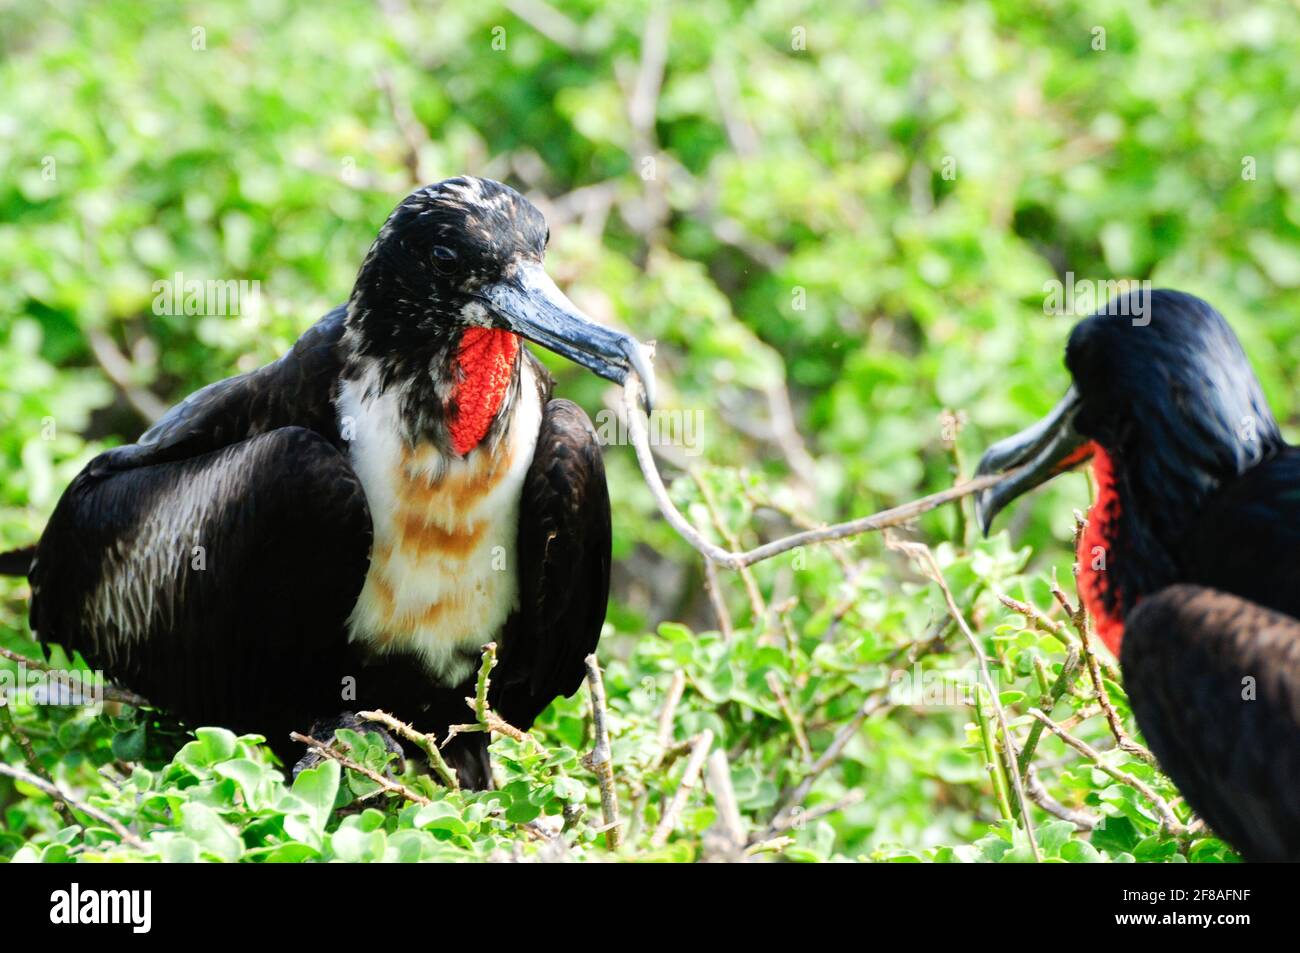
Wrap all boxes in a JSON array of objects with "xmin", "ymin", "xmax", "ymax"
[
  {"xmin": 2, "ymin": 176, "xmax": 654, "ymax": 789},
  {"xmin": 975, "ymin": 288, "xmax": 1300, "ymax": 861}
]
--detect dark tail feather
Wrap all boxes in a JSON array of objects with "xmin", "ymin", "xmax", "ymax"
[{"xmin": 0, "ymin": 545, "xmax": 35, "ymax": 576}]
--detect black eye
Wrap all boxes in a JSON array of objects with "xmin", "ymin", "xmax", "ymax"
[
  {"xmin": 432, "ymin": 245, "xmax": 457, "ymax": 274},
  {"xmin": 544, "ymin": 227, "xmax": 551, "ymax": 248}
]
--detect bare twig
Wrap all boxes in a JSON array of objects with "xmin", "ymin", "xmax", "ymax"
[
  {"xmin": 650, "ymin": 670, "xmax": 687, "ymax": 770},
  {"xmin": 1024, "ymin": 765, "xmax": 1099, "ymax": 831},
  {"xmin": 376, "ymin": 69, "xmax": 429, "ymax": 185},
  {"xmin": 622, "ymin": 372, "xmax": 1023, "ymax": 569},
  {"xmin": 505, "ymin": 0, "xmax": 583, "ymax": 51},
  {"xmin": 763, "ymin": 790, "xmax": 864, "ymax": 839},
  {"xmin": 0, "ymin": 702, "xmax": 73, "ymax": 824},
  {"xmin": 1017, "ymin": 646, "xmax": 1080, "ymax": 775},
  {"xmin": 1027, "ymin": 710, "xmax": 1187, "ymax": 835},
  {"xmin": 771, "ymin": 694, "xmax": 889, "ymax": 829},
  {"xmin": 86, "ymin": 328, "xmax": 167, "ymax": 424},
  {"xmin": 996, "ymin": 592, "xmax": 1068, "ymax": 640},
  {"xmin": 0, "ymin": 761, "xmax": 145, "ymax": 849},
  {"xmin": 0, "ymin": 644, "xmax": 149, "ymax": 707},
  {"xmin": 776, "ymin": 619, "xmax": 954, "ymax": 813},
  {"xmin": 708, "ymin": 52, "xmax": 760, "ymax": 157},
  {"xmin": 692, "ymin": 470, "xmax": 766, "ymax": 625},
  {"xmin": 703, "ymin": 748, "xmax": 746, "ymax": 859},
  {"xmin": 702, "ymin": 559, "xmax": 735, "ymax": 640},
  {"xmin": 650, "ymin": 729, "xmax": 713, "ymax": 849},
  {"xmin": 289, "ymin": 731, "xmax": 432, "ymax": 806},
  {"xmin": 357, "ymin": 709, "xmax": 460, "ymax": 791},
  {"xmin": 1051, "ymin": 521, "xmax": 1151, "ymax": 765},
  {"xmin": 890, "ymin": 537, "xmax": 1040, "ymax": 861},
  {"xmin": 583, "ymin": 654, "xmax": 621, "ymax": 850},
  {"xmin": 441, "ymin": 643, "xmax": 516, "ymax": 751},
  {"xmin": 766, "ymin": 670, "xmax": 811, "ymax": 762}
]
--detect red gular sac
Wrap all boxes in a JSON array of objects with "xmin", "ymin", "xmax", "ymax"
[
  {"xmin": 447, "ymin": 327, "xmax": 520, "ymax": 455},
  {"xmin": 1075, "ymin": 443, "xmax": 1126, "ymax": 655}
]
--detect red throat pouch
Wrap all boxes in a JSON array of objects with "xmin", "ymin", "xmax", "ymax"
[
  {"xmin": 448, "ymin": 328, "xmax": 520, "ymax": 455},
  {"xmin": 1076, "ymin": 444, "xmax": 1125, "ymax": 655}
]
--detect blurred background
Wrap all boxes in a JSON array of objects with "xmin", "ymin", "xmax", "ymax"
[{"xmin": 1, "ymin": 0, "xmax": 1297, "ymax": 861}]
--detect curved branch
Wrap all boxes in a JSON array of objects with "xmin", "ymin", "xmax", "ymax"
[{"xmin": 621, "ymin": 373, "xmax": 1022, "ymax": 570}]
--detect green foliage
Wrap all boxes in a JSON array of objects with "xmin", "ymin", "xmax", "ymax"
[{"xmin": 2, "ymin": 0, "xmax": 1293, "ymax": 861}]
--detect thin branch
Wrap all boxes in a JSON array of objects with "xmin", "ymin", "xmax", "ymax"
[
  {"xmin": 650, "ymin": 729, "xmax": 713, "ymax": 849},
  {"xmin": 1017, "ymin": 646, "xmax": 1080, "ymax": 775},
  {"xmin": 1052, "ymin": 518, "xmax": 1151, "ymax": 764},
  {"xmin": 505, "ymin": 0, "xmax": 583, "ymax": 51},
  {"xmin": 86, "ymin": 328, "xmax": 168, "ymax": 424},
  {"xmin": 289, "ymin": 731, "xmax": 432, "ymax": 806},
  {"xmin": 692, "ymin": 469, "xmax": 766, "ymax": 625},
  {"xmin": 762, "ymin": 790, "xmax": 865, "ymax": 839},
  {"xmin": 766, "ymin": 670, "xmax": 811, "ymax": 762},
  {"xmin": 890, "ymin": 537, "xmax": 1040, "ymax": 861},
  {"xmin": 441, "ymin": 643, "xmax": 513, "ymax": 750},
  {"xmin": 0, "ymin": 644, "xmax": 150, "ymax": 707},
  {"xmin": 771, "ymin": 694, "xmax": 889, "ymax": 828},
  {"xmin": 357, "ymin": 709, "xmax": 460, "ymax": 791},
  {"xmin": 1024, "ymin": 765, "xmax": 1099, "ymax": 831},
  {"xmin": 1027, "ymin": 709, "xmax": 1187, "ymax": 835},
  {"xmin": 583, "ymin": 654, "xmax": 621, "ymax": 850},
  {"xmin": 649, "ymin": 670, "xmax": 687, "ymax": 770},
  {"xmin": 376, "ymin": 69, "xmax": 429, "ymax": 185},
  {"xmin": 621, "ymin": 372, "xmax": 1023, "ymax": 569},
  {"xmin": 997, "ymin": 591, "xmax": 1068, "ymax": 639},
  {"xmin": 0, "ymin": 761, "xmax": 145, "ymax": 849},
  {"xmin": 703, "ymin": 748, "xmax": 746, "ymax": 858},
  {"xmin": 0, "ymin": 702, "xmax": 73, "ymax": 824},
  {"xmin": 702, "ymin": 559, "xmax": 735, "ymax": 640},
  {"xmin": 774, "ymin": 620, "xmax": 954, "ymax": 816}
]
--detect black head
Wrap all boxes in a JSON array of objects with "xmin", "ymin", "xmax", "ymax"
[
  {"xmin": 975, "ymin": 289, "xmax": 1283, "ymax": 543},
  {"xmin": 344, "ymin": 176, "xmax": 654, "ymax": 405}
]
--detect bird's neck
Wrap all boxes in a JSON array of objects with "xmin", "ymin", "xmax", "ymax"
[
  {"xmin": 1079, "ymin": 436, "xmax": 1271, "ymax": 656},
  {"xmin": 340, "ymin": 320, "xmax": 522, "ymax": 455}
]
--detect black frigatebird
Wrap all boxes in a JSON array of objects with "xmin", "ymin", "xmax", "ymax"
[
  {"xmin": 3, "ymin": 176, "xmax": 654, "ymax": 789},
  {"xmin": 975, "ymin": 288, "xmax": 1300, "ymax": 861}
]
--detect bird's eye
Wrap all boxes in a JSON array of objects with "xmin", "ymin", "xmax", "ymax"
[
  {"xmin": 432, "ymin": 245, "xmax": 457, "ymax": 274},
  {"xmin": 544, "ymin": 227, "xmax": 551, "ymax": 249}
]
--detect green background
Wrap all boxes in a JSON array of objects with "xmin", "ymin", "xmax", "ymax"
[{"xmin": 0, "ymin": 0, "xmax": 1295, "ymax": 862}]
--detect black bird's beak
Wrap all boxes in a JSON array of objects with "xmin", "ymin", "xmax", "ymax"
[
  {"xmin": 974, "ymin": 386, "xmax": 1091, "ymax": 535},
  {"xmin": 483, "ymin": 262, "xmax": 657, "ymax": 412}
]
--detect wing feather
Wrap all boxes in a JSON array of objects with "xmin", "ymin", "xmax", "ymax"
[
  {"xmin": 494, "ymin": 398, "xmax": 611, "ymax": 729},
  {"xmin": 1122, "ymin": 584, "xmax": 1300, "ymax": 861}
]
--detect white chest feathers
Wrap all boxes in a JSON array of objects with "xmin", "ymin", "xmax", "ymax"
[{"xmin": 337, "ymin": 362, "xmax": 543, "ymax": 687}]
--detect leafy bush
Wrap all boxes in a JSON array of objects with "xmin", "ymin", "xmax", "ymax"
[{"xmin": 3, "ymin": 0, "xmax": 1294, "ymax": 861}]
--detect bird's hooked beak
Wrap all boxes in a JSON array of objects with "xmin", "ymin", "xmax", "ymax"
[
  {"xmin": 974, "ymin": 385, "xmax": 1092, "ymax": 535},
  {"xmin": 482, "ymin": 262, "xmax": 657, "ymax": 412}
]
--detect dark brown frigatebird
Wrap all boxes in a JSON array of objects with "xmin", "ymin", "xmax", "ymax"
[
  {"xmin": 975, "ymin": 288, "xmax": 1300, "ymax": 861},
  {"xmin": 2, "ymin": 176, "xmax": 654, "ymax": 789}
]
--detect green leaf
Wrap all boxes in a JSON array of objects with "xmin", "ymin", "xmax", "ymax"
[
  {"xmin": 179, "ymin": 802, "xmax": 243, "ymax": 862},
  {"xmin": 290, "ymin": 760, "xmax": 340, "ymax": 834}
]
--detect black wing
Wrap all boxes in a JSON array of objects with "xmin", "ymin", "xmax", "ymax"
[
  {"xmin": 27, "ymin": 307, "xmax": 368, "ymax": 761},
  {"xmin": 493, "ymin": 397, "xmax": 611, "ymax": 730},
  {"xmin": 1182, "ymin": 447, "xmax": 1300, "ymax": 619},
  {"xmin": 1122, "ymin": 584, "xmax": 1300, "ymax": 862},
  {"xmin": 31, "ymin": 427, "xmax": 372, "ymax": 760},
  {"xmin": 87, "ymin": 306, "xmax": 350, "ymax": 476}
]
